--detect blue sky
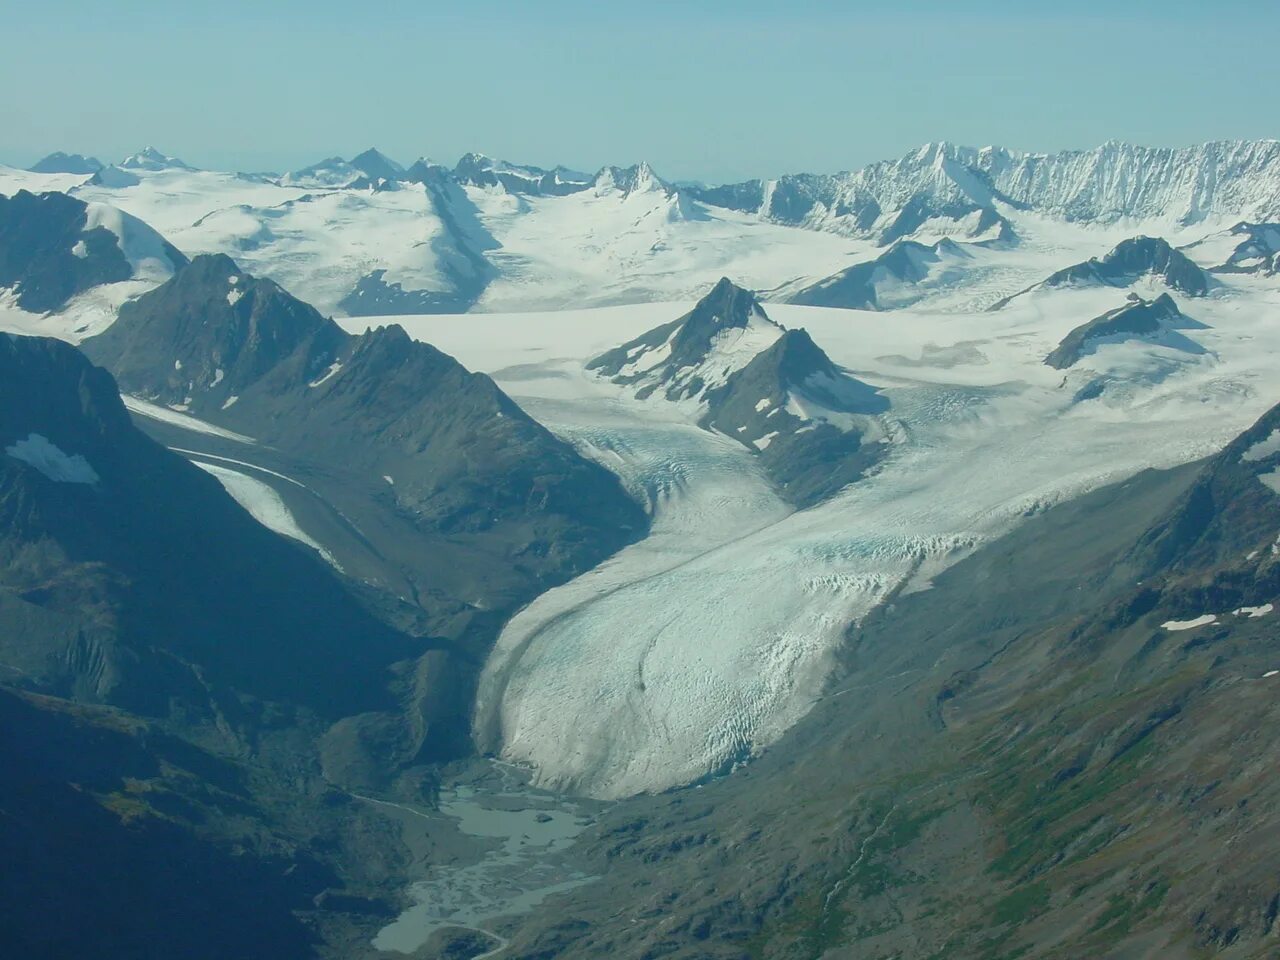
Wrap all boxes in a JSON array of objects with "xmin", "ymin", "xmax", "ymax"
[{"xmin": 3, "ymin": 0, "xmax": 1276, "ymax": 182}]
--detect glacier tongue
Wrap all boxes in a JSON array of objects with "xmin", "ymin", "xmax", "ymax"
[{"xmin": 454, "ymin": 289, "xmax": 1265, "ymax": 798}]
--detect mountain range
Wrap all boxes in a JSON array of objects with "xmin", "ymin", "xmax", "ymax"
[
  {"xmin": 2, "ymin": 134, "xmax": 1279, "ymax": 960},
  {"xmin": 9, "ymin": 138, "xmax": 1278, "ymax": 317}
]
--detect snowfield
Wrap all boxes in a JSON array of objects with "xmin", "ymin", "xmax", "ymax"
[{"xmin": 191, "ymin": 460, "xmax": 339, "ymax": 568}]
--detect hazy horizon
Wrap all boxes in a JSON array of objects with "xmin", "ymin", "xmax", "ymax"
[{"xmin": 4, "ymin": 0, "xmax": 1278, "ymax": 183}]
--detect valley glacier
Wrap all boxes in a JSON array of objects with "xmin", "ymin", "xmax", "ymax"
[{"xmin": 361, "ymin": 274, "xmax": 1280, "ymax": 798}]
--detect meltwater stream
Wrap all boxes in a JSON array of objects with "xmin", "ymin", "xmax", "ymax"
[{"xmin": 371, "ymin": 764, "xmax": 601, "ymax": 955}]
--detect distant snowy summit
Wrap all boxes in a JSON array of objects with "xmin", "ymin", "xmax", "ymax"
[
  {"xmin": 689, "ymin": 139, "xmax": 1280, "ymax": 236},
  {"xmin": 118, "ymin": 146, "xmax": 195, "ymax": 172},
  {"xmin": 263, "ymin": 137, "xmax": 1280, "ymax": 250},
  {"xmin": 28, "ymin": 152, "xmax": 103, "ymax": 175}
]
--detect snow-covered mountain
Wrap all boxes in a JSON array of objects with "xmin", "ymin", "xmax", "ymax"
[
  {"xmin": 1044, "ymin": 292, "xmax": 1208, "ymax": 370},
  {"xmin": 29, "ymin": 152, "xmax": 103, "ymax": 175},
  {"xmin": 452, "ymin": 152, "xmax": 593, "ymax": 196},
  {"xmin": 281, "ymin": 147, "xmax": 406, "ymax": 187},
  {"xmin": 779, "ymin": 237, "xmax": 975, "ymax": 309},
  {"xmin": 1188, "ymin": 221, "xmax": 1280, "ymax": 276},
  {"xmin": 0, "ymin": 190, "xmax": 186, "ymax": 338},
  {"xmin": 5, "ymin": 138, "xmax": 1273, "ymax": 319},
  {"xmin": 992, "ymin": 235, "xmax": 1212, "ymax": 308},
  {"xmin": 118, "ymin": 146, "xmax": 195, "ymax": 171},
  {"xmin": 588, "ymin": 277, "xmax": 783, "ymax": 402},
  {"xmin": 696, "ymin": 139, "xmax": 1280, "ymax": 236}
]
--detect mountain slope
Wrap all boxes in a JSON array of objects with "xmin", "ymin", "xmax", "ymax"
[
  {"xmin": 502, "ymin": 399, "xmax": 1280, "ymax": 959},
  {"xmin": 81, "ymin": 256, "xmax": 647, "ymax": 758},
  {"xmin": 781, "ymin": 237, "xmax": 974, "ymax": 309},
  {"xmin": 0, "ymin": 190, "xmax": 186, "ymax": 313},
  {"xmin": 29, "ymin": 152, "xmax": 103, "ymax": 175},
  {"xmin": 589, "ymin": 277, "xmax": 784, "ymax": 401},
  {"xmin": 994, "ymin": 236, "xmax": 1212, "ymax": 308},
  {"xmin": 1044, "ymin": 292, "xmax": 1207, "ymax": 370},
  {"xmin": 0, "ymin": 687, "xmax": 323, "ymax": 960},
  {"xmin": 0, "ymin": 332, "xmax": 426, "ymax": 721},
  {"xmin": 82, "ymin": 254, "xmax": 643, "ymax": 583},
  {"xmin": 702, "ymin": 328, "xmax": 890, "ymax": 505}
]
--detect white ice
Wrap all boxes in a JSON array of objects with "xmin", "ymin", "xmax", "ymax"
[{"xmin": 4, "ymin": 433, "xmax": 99, "ymax": 484}]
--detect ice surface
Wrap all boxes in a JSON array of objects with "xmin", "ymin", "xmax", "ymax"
[
  {"xmin": 192, "ymin": 460, "xmax": 338, "ymax": 568},
  {"xmin": 121, "ymin": 396, "xmax": 256, "ymax": 443},
  {"xmin": 4, "ymin": 433, "xmax": 99, "ymax": 484},
  {"xmin": 1233, "ymin": 604, "xmax": 1273, "ymax": 618},
  {"xmin": 1162, "ymin": 615, "xmax": 1219, "ymax": 631}
]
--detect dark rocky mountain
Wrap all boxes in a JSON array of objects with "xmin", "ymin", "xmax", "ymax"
[
  {"xmin": 1208, "ymin": 221, "xmax": 1280, "ymax": 275},
  {"xmin": 0, "ymin": 189, "xmax": 187, "ymax": 313},
  {"xmin": 782, "ymin": 237, "xmax": 972, "ymax": 309},
  {"xmin": 348, "ymin": 147, "xmax": 405, "ymax": 183},
  {"xmin": 82, "ymin": 255, "xmax": 647, "ymax": 758},
  {"xmin": 501, "ymin": 400, "xmax": 1280, "ymax": 960},
  {"xmin": 1045, "ymin": 292, "xmax": 1208, "ymax": 369},
  {"xmin": 28, "ymin": 151, "xmax": 103, "ymax": 175},
  {"xmin": 589, "ymin": 277, "xmax": 782, "ymax": 401},
  {"xmin": 994, "ymin": 236, "xmax": 1211, "ymax": 308},
  {"xmin": 702, "ymin": 327, "xmax": 890, "ymax": 506},
  {"xmin": 0, "ymin": 333, "xmax": 503, "ymax": 957},
  {"xmin": 0, "ymin": 332, "xmax": 425, "ymax": 722},
  {"xmin": 83, "ymin": 252, "xmax": 344, "ymax": 403}
]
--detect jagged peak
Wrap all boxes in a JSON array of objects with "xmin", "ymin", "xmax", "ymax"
[
  {"xmin": 692, "ymin": 277, "xmax": 768, "ymax": 322},
  {"xmin": 594, "ymin": 160, "xmax": 670, "ymax": 196},
  {"xmin": 119, "ymin": 146, "xmax": 192, "ymax": 170}
]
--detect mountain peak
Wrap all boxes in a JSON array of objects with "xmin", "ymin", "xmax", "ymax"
[
  {"xmin": 595, "ymin": 160, "xmax": 669, "ymax": 197},
  {"xmin": 29, "ymin": 152, "xmax": 103, "ymax": 175},
  {"xmin": 1044, "ymin": 292, "xmax": 1199, "ymax": 370},
  {"xmin": 680, "ymin": 278, "xmax": 772, "ymax": 341},
  {"xmin": 349, "ymin": 147, "xmax": 405, "ymax": 181},
  {"xmin": 119, "ymin": 147, "xmax": 192, "ymax": 171}
]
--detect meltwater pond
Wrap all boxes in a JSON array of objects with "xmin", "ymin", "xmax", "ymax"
[{"xmin": 372, "ymin": 766, "xmax": 601, "ymax": 954}]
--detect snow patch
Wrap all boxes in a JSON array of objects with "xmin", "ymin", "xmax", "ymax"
[
  {"xmin": 5, "ymin": 433, "xmax": 99, "ymax": 484},
  {"xmin": 192, "ymin": 461, "xmax": 340, "ymax": 569},
  {"xmin": 123, "ymin": 395, "xmax": 255, "ymax": 443},
  {"xmin": 1233, "ymin": 603, "xmax": 1273, "ymax": 619},
  {"xmin": 309, "ymin": 361, "xmax": 343, "ymax": 387},
  {"xmin": 1162, "ymin": 614, "xmax": 1218, "ymax": 631},
  {"xmin": 1242, "ymin": 429, "xmax": 1280, "ymax": 462}
]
